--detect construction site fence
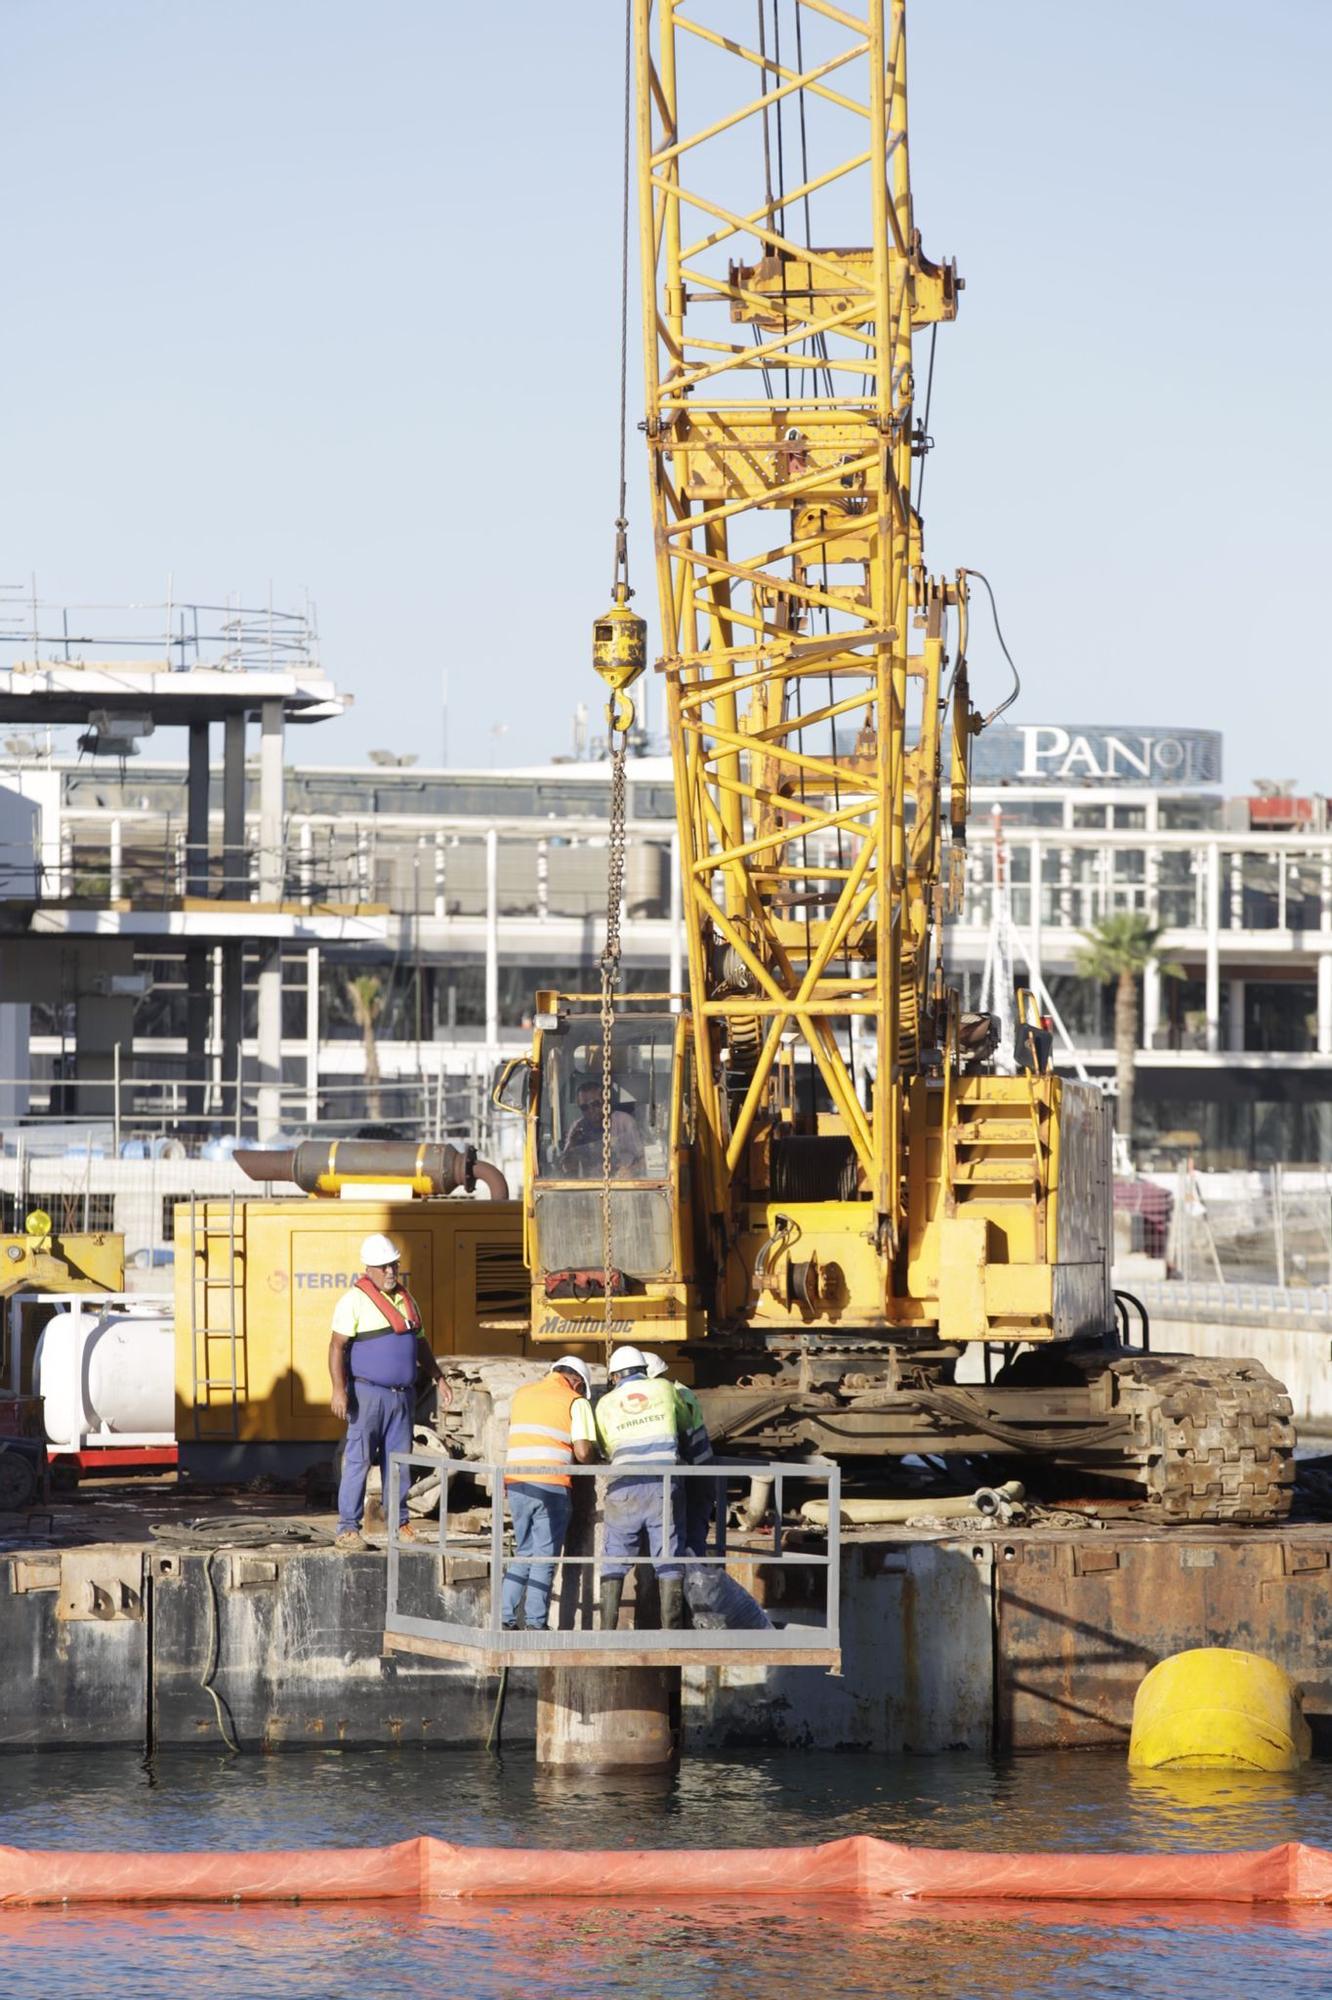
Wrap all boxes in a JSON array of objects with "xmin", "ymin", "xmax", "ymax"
[
  {"xmin": 384, "ymin": 1453, "xmax": 840, "ymax": 1661},
  {"xmin": 1132, "ymin": 1280, "xmax": 1332, "ymax": 1328},
  {"xmin": 1162, "ymin": 1166, "xmax": 1332, "ymax": 1291},
  {"xmin": 0, "ymin": 1056, "xmax": 501, "ymax": 1148},
  {"xmin": 0, "ymin": 1129, "xmax": 509, "ymax": 1272},
  {"xmin": 2, "ymin": 1835, "xmax": 1332, "ymax": 1909}
]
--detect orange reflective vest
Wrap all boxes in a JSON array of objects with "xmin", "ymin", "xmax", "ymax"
[{"xmin": 505, "ymin": 1373, "xmax": 582, "ymax": 1489}]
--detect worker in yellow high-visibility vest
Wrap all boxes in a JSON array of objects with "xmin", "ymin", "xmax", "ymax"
[
  {"xmin": 595, "ymin": 1344, "xmax": 690, "ymax": 1631},
  {"xmin": 501, "ymin": 1357, "xmax": 596, "ymax": 1631}
]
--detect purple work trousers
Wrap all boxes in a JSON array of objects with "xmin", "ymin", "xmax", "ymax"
[{"xmin": 338, "ymin": 1380, "xmax": 414, "ymax": 1533}]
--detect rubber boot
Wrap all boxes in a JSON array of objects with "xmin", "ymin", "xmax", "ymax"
[
  {"xmin": 600, "ymin": 1576, "xmax": 624, "ymax": 1632},
  {"xmin": 659, "ymin": 1578, "xmax": 684, "ymax": 1630}
]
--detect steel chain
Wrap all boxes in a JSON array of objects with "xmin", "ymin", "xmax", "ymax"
[{"xmin": 599, "ymin": 727, "xmax": 630, "ymax": 1356}]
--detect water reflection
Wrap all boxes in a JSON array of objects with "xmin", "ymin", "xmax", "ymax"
[
  {"xmin": 2, "ymin": 1746, "xmax": 1331, "ymax": 1857},
  {"xmin": 1126, "ymin": 1764, "xmax": 1307, "ymax": 1843},
  {"xmin": 2, "ymin": 1901, "xmax": 1331, "ymax": 2000}
]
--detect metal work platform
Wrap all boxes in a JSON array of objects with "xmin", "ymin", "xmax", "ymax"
[{"xmin": 382, "ymin": 1454, "xmax": 842, "ymax": 1672}]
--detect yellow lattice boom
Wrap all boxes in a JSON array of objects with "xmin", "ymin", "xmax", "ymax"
[{"xmin": 636, "ymin": 0, "xmax": 972, "ymax": 1255}]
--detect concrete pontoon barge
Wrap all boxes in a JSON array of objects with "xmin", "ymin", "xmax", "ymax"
[{"xmin": 1, "ymin": 1484, "xmax": 1330, "ymax": 1757}]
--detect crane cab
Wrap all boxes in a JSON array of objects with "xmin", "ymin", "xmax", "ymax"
[{"xmin": 493, "ymin": 1002, "xmax": 704, "ymax": 1352}]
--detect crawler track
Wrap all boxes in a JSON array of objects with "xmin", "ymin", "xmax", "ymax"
[{"xmin": 1109, "ymin": 1351, "xmax": 1296, "ymax": 1524}]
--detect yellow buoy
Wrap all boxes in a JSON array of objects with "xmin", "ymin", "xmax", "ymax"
[{"xmin": 1128, "ymin": 1646, "xmax": 1311, "ymax": 1772}]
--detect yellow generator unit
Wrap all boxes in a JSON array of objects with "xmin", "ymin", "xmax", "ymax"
[{"xmin": 174, "ymin": 1148, "xmax": 527, "ymax": 1479}]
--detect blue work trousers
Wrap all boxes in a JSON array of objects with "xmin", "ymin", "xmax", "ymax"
[
  {"xmin": 601, "ymin": 1473, "xmax": 684, "ymax": 1582},
  {"xmin": 683, "ymin": 1474, "xmax": 722, "ymax": 1559},
  {"xmin": 502, "ymin": 1483, "xmax": 572, "ymax": 1629},
  {"xmin": 338, "ymin": 1381, "xmax": 414, "ymax": 1533}
]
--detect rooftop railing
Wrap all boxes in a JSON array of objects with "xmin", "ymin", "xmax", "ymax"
[
  {"xmin": 0, "ymin": 592, "xmax": 318, "ymax": 674},
  {"xmin": 5, "ymin": 820, "xmax": 1331, "ymax": 938}
]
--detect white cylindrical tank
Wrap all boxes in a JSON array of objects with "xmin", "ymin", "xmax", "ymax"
[{"xmin": 35, "ymin": 1307, "xmax": 176, "ymax": 1452}]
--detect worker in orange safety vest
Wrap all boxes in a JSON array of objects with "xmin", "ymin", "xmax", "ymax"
[{"xmin": 501, "ymin": 1357, "xmax": 597, "ymax": 1630}]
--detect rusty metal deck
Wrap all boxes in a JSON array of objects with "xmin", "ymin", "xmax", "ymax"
[{"xmin": 994, "ymin": 1522, "xmax": 1332, "ymax": 1751}]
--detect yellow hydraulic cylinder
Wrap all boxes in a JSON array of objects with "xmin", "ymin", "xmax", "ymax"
[{"xmin": 1128, "ymin": 1647, "xmax": 1311, "ymax": 1772}]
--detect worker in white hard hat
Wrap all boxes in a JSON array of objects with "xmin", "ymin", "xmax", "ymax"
[
  {"xmin": 594, "ymin": 1344, "xmax": 690, "ymax": 1631},
  {"xmin": 328, "ymin": 1233, "xmax": 446, "ymax": 1553},
  {"xmin": 501, "ymin": 1355, "xmax": 597, "ymax": 1631}
]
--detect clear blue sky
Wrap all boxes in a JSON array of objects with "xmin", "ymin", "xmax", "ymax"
[{"xmin": 4, "ymin": 1, "xmax": 1328, "ymax": 786}]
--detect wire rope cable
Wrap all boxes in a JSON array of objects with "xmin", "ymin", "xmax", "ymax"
[
  {"xmin": 599, "ymin": 0, "xmax": 638, "ymax": 1357},
  {"xmin": 914, "ymin": 323, "xmax": 937, "ymax": 514},
  {"xmin": 149, "ymin": 1516, "xmax": 335, "ymax": 1550},
  {"xmin": 147, "ymin": 1517, "xmax": 336, "ymax": 1751},
  {"xmin": 958, "ymin": 566, "xmax": 1022, "ymax": 725},
  {"xmin": 486, "ymin": 1666, "xmax": 509, "ymax": 1754},
  {"xmin": 793, "ymin": 4, "xmax": 834, "ymax": 401},
  {"xmin": 200, "ymin": 1547, "xmax": 242, "ymax": 1753},
  {"xmin": 613, "ymin": 0, "xmax": 633, "ymax": 594}
]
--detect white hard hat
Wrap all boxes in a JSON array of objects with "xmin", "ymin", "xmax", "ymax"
[
  {"xmin": 644, "ymin": 1353, "xmax": 669, "ymax": 1379},
  {"xmin": 608, "ymin": 1344, "xmax": 648, "ymax": 1375},
  {"xmin": 360, "ymin": 1233, "xmax": 401, "ymax": 1267},
  {"xmin": 552, "ymin": 1355, "xmax": 592, "ymax": 1394}
]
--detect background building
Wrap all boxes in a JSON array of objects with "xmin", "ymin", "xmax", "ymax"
[{"xmin": 1, "ymin": 712, "xmax": 1330, "ymax": 1178}]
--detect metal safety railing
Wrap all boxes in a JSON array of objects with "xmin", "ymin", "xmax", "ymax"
[
  {"xmin": 383, "ymin": 1453, "xmax": 841, "ymax": 1666},
  {"xmin": 0, "ymin": 589, "xmax": 318, "ymax": 673},
  {"xmin": 1132, "ymin": 1279, "xmax": 1332, "ymax": 1326}
]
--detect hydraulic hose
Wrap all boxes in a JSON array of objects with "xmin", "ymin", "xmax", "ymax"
[{"xmin": 800, "ymin": 1481, "xmax": 1025, "ymax": 1528}]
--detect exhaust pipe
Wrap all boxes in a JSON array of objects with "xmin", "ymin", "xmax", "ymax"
[{"xmin": 235, "ymin": 1140, "xmax": 510, "ymax": 1201}]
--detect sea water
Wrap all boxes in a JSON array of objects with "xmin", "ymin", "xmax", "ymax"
[{"xmin": 2, "ymin": 1747, "xmax": 1330, "ymax": 1997}]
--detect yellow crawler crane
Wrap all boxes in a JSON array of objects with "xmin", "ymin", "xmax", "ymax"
[{"xmin": 495, "ymin": 0, "xmax": 1293, "ymax": 1521}]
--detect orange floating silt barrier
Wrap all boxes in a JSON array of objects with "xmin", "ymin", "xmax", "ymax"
[{"xmin": 2, "ymin": 1836, "xmax": 1332, "ymax": 1910}]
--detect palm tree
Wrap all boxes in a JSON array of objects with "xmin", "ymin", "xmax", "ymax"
[
  {"xmin": 1074, "ymin": 913, "xmax": 1182, "ymax": 1149},
  {"xmin": 347, "ymin": 973, "xmax": 385, "ymax": 1121}
]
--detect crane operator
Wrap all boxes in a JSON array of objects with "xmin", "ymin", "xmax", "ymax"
[{"xmin": 560, "ymin": 1072, "xmax": 646, "ymax": 1178}]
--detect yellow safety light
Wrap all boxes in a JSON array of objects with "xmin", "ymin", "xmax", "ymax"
[
  {"xmin": 593, "ymin": 580, "xmax": 647, "ymax": 733},
  {"xmin": 24, "ymin": 1210, "xmax": 53, "ymax": 1241}
]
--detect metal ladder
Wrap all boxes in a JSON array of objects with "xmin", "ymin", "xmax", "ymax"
[{"xmin": 188, "ymin": 1191, "xmax": 241, "ymax": 1439}]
